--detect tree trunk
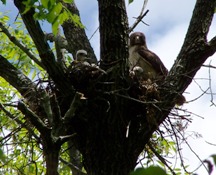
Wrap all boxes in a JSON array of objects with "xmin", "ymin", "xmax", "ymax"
[
  {"xmin": 73, "ymin": 0, "xmax": 136, "ymax": 174},
  {"xmin": 44, "ymin": 149, "xmax": 60, "ymax": 175},
  {"xmin": 98, "ymin": 0, "xmax": 129, "ymax": 73}
]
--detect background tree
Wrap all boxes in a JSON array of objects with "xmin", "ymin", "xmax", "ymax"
[{"xmin": 0, "ymin": 0, "xmax": 216, "ymax": 175}]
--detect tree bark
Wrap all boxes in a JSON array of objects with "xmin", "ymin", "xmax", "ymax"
[
  {"xmin": 44, "ymin": 144, "xmax": 61, "ymax": 175},
  {"xmin": 98, "ymin": 0, "xmax": 129, "ymax": 74},
  {"xmin": 62, "ymin": 2, "xmax": 97, "ymax": 63}
]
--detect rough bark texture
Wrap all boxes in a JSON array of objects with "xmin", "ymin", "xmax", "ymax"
[
  {"xmin": 0, "ymin": 0, "xmax": 216, "ymax": 175},
  {"xmin": 98, "ymin": 0, "xmax": 129, "ymax": 74},
  {"xmin": 62, "ymin": 2, "xmax": 97, "ymax": 64}
]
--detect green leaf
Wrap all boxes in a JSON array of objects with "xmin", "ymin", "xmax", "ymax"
[
  {"xmin": 63, "ymin": 0, "xmax": 73, "ymax": 3},
  {"xmin": 1, "ymin": 0, "xmax": 6, "ymax": 5},
  {"xmin": 47, "ymin": 2, "xmax": 62, "ymax": 23},
  {"xmin": 0, "ymin": 148, "xmax": 6, "ymax": 162},
  {"xmin": 211, "ymin": 154, "xmax": 216, "ymax": 166},
  {"xmin": 52, "ymin": 18, "xmax": 59, "ymax": 35},
  {"xmin": 129, "ymin": 0, "xmax": 134, "ymax": 4},
  {"xmin": 131, "ymin": 166, "xmax": 167, "ymax": 175},
  {"xmin": 41, "ymin": 0, "xmax": 49, "ymax": 9}
]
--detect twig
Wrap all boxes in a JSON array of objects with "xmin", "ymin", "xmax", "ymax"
[
  {"xmin": 202, "ymin": 64, "xmax": 216, "ymax": 69},
  {"xmin": 129, "ymin": 10, "xmax": 149, "ymax": 33},
  {"xmin": 186, "ymin": 87, "xmax": 209, "ymax": 103},
  {"xmin": 147, "ymin": 143, "xmax": 177, "ymax": 175},
  {"xmin": 207, "ymin": 60, "xmax": 216, "ymax": 106},
  {"xmin": 89, "ymin": 27, "xmax": 99, "ymax": 41},
  {"xmin": 167, "ymin": 118, "xmax": 192, "ymax": 174}
]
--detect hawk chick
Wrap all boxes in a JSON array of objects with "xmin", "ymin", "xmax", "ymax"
[{"xmin": 76, "ymin": 50, "xmax": 91, "ymax": 65}]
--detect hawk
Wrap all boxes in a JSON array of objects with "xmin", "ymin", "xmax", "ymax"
[
  {"xmin": 129, "ymin": 32, "xmax": 185, "ymax": 105},
  {"xmin": 129, "ymin": 32, "xmax": 168, "ymax": 82}
]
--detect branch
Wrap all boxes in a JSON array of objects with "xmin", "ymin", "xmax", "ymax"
[
  {"xmin": 13, "ymin": 0, "xmax": 53, "ymax": 58},
  {"xmin": 54, "ymin": 29, "xmax": 67, "ymax": 70},
  {"xmin": 0, "ymin": 102, "xmax": 40, "ymax": 142},
  {"xmin": 0, "ymin": 22, "xmax": 44, "ymax": 68},
  {"xmin": 40, "ymin": 90, "xmax": 53, "ymax": 125},
  {"xmin": 17, "ymin": 101, "xmax": 50, "ymax": 135},
  {"xmin": 208, "ymin": 36, "xmax": 216, "ymax": 51},
  {"xmin": 59, "ymin": 157, "xmax": 87, "ymax": 175},
  {"xmin": 45, "ymin": 33, "xmax": 68, "ymax": 50},
  {"xmin": 147, "ymin": 143, "xmax": 177, "ymax": 175},
  {"xmin": 129, "ymin": 10, "xmax": 149, "ymax": 33},
  {"xmin": 162, "ymin": 0, "xmax": 216, "ymax": 110},
  {"xmin": 0, "ymin": 54, "xmax": 36, "ymax": 99},
  {"xmin": 63, "ymin": 92, "xmax": 83, "ymax": 123}
]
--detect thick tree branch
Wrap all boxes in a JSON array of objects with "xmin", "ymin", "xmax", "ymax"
[
  {"xmin": 17, "ymin": 101, "xmax": 50, "ymax": 135},
  {"xmin": 0, "ymin": 54, "xmax": 36, "ymax": 99},
  {"xmin": 0, "ymin": 55, "xmax": 52, "ymax": 126},
  {"xmin": 167, "ymin": 0, "xmax": 216, "ymax": 95},
  {"xmin": 208, "ymin": 36, "xmax": 216, "ymax": 50}
]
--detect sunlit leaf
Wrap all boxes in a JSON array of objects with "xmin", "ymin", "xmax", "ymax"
[
  {"xmin": 63, "ymin": 0, "xmax": 73, "ymax": 3},
  {"xmin": 47, "ymin": 2, "xmax": 62, "ymax": 23},
  {"xmin": 41, "ymin": 0, "xmax": 49, "ymax": 9}
]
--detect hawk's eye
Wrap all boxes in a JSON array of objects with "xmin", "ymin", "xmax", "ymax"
[{"xmin": 135, "ymin": 36, "xmax": 140, "ymax": 40}]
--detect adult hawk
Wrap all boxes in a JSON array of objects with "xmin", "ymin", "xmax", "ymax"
[{"xmin": 129, "ymin": 32, "xmax": 168, "ymax": 82}]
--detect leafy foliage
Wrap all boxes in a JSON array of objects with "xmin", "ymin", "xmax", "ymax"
[{"xmin": 22, "ymin": 0, "xmax": 83, "ymax": 35}]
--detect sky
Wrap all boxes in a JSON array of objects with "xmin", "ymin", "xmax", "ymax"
[{"xmin": 1, "ymin": 0, "xmax": 216, "ymax": 174}]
